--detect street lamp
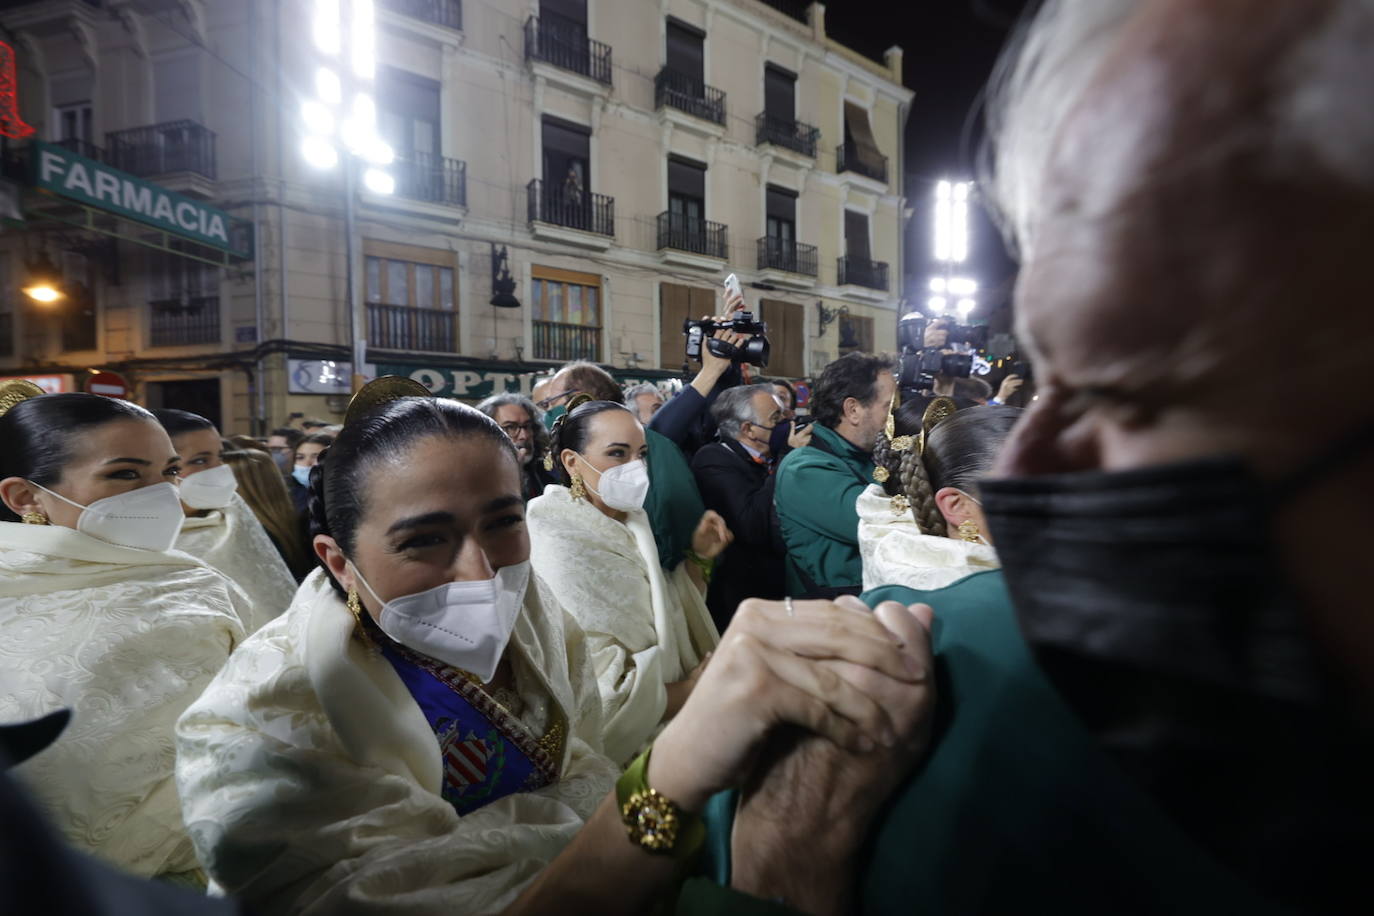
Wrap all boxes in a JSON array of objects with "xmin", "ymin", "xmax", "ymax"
[
  {"xmin": 929, "ymin": 179, "xmax": 977, "ymax": 321},
  {"xmin": 22, "ymin": 251, "xmax": 64, "ymax": 304},
  {"xmin": 302, "ymin": 0, "xmax": 394, "ymax": 392}
]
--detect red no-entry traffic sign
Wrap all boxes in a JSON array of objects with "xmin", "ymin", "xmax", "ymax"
[{"xmin": 86, "ymin": 370, "xmax": 129, "ymax": 399}]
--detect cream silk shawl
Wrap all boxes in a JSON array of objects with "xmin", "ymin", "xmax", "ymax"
[
  {"xmin": 175, "ymin": 568, "xmax": 618, "ymax": 916},
  {"xmin": 177, "ymin": 493, "xmax": 296, "ymax": 630},
  {"xmin": 856, "ymin": 484, "xmax": 1000, "ymax": 592},
  {"xmin": 525, "ymin": 485, "xmax": 719, "ymax": 765},
  {"xmin": 0, "ymin": 522, "xmax": 250, "ymax": 877}
]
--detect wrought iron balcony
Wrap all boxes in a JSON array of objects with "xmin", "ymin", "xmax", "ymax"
[
  {"xmin": 837, "ymin": 255, "xmax": 889, "ymax": 291},
  {"xmin": 525, "ymin": 15, "xmax": 612, "ymax": 86},
  {"xmin": 106, "ymin": 120, "xmax": 216, "ymax": 180},
  {"xmin": 534, "ymin": 319, "xmax": 601, "ymax": 363},
  {"xmin": 149, "ymin": 295, "xmax": 220, "ymax": 347},
  {"xmin": 393, "ymin": 152, "xmax": 466, "ymax": 207},
  {"xmin": 527, "ymin": 178, "xmax": 615, "ymax": 237},
  {"xmin": 656, "ymin": 211, "xmax": 728, "ymax": 259},
  {"xmin": 379, "ymin": 0, "xmax": 462, "ymax": 30},
  {"xmin": 835, "ymin": 143, "xmax": 887, "ymax": 184},
  {"xmin": 367, "ymin": 302, "xmax": 457, "ymax": 352},
  {"xmin": 655, "ymin": 67, "xmax": 726, "ymax": 126},
  {"xmin": 757, "ymin": 236, "xmax": 817, "ymax": 277},
  {"xmin": 755, "ymin": 112, "xmax": 819, "ymax": 158}
]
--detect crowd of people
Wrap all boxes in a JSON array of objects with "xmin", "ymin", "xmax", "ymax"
[{"xmin": 3, "ymin": 0, "xmax": 1372, "ymax": 912}]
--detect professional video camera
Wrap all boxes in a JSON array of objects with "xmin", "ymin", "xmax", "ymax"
[
  {"xmin": 684, "ymin": 312, "xmax": 771, "ymax": 367},
  {"xmin": 896, "ymin": 312, "xmax": 990, "ymax": 395}
]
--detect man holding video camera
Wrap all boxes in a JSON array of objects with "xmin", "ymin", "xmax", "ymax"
[{"xmin": 774, "ymin": 353, "xmax": 896, "ymax": 598}]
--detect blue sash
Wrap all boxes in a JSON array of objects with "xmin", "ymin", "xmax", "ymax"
[{"xmin": 375, "ymin": 638, "xmax": 565, "ymax": 816}]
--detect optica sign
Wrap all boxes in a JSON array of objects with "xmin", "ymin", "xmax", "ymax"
[{"xmin": 31, "ymin": 141, "xmax": 249, "ymax": 257}]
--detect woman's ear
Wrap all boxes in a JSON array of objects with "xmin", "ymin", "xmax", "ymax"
[
  {"xmin": 314, "ymin": 534, "xmax": 354, "ymax": 592},
  {"xmin": 934, "ymin": 487, "xmax": 971, "ymax": 532},
  {"xmin": 559, "ymin": 447, "xmax": 579, "ymax": 480},
  {"xmin": 0, "ymin": 477, "xmax": 44, "ymax": 518}
]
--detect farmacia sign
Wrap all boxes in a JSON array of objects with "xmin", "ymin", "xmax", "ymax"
[{"xmin": 31, "ymin": 141, "xmax": 248, "ymax": 257}]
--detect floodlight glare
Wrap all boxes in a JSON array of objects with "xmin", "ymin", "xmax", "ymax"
[
  {"xmin": 316, "ymin": 67, "xmax": 342, "ymax": 105},
  {"xmin": 351, "ymin": 0, "xmax": 376, "ymax": 79},
  {"xmin": 362, "ymin": 136, "xmax": 394, "ymax": 166},
  {"xmin": 363, "ymin": 167, "xmax": 394, "ymax": 195},
  {"xmin": 927, "ymin": 296, "xmax": 947, "ymax": 313},
  {"xmin": 951, "ymin": 193, "xmax": 969, "ymax": 263},
  {"xmin": 23, "ymin": 283, "xmax": 62, "ymax": 303},
  {"xmin": 953, "ymin": 182, "xmax": 970, "ymax": 201},
  {"xmin": 301, "ymin": 135, "xmax": 339, "ymax": 169},
  {"xmin": 947, "ymin": 277, "xmax": 977, "ymax": 296},
  {"xmin": 956, "ymin": 298, "xmax": 976, "ymax": 316},
  {"xmin": 301, "ymin": 100, "xmax": 334, "ymax": 136},
  {"xmin": 313, "ymin": 0, "xmax": 341, "ymax": 55},
  {"xmin": 929, "ymin": 277, "xmax": 946, "ymax": 293}
]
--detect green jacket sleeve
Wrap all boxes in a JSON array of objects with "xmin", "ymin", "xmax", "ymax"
[
  {"xmin": 775, "ymin": 458, "xmax": 866, "ymax": 543},
  {"xmin": 645, "ymin": 429, "xmax": 706, "ymax": 571}
]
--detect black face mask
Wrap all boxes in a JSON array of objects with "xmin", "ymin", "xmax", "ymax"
[
  {"xmin": 766, "ymin": 420, "xmax": 792, "ymax": 457},
  {"xmin": 978, "ymin": 425, "xmax": 1374, "ymax": 908}
]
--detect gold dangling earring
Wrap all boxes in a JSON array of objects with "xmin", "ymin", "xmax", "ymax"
[
  {"xmin": 346, "ymin": 587, "xmax": 365, "ymax": 630},
  {"xmin": 957, "ymin": 519, "xmax": 982, "ymax": 543},
  {"xmin": 569, "ymin": 472, "xmax": 587, "ymax": 501},
  {"xmin": 21, "ymin": 511, "xmax": 49, "ymax": 525}
]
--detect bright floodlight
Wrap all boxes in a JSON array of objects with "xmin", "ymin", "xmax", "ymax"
[
  {"xmin": 23, "ymin": 283, "xmax": 62, "ymax": 303},
  {"xmin": 313, "ymin": 0, "xmax": 341, "ymax": 55},
  {"xmin": 951, "ymin": 184, "xmax": 970, "ymax": 263},
  {"xmin": 953, "ymin": 182, "xmax": 970, "ymax": 201},
  {"xmin": 956, "ymin": 298, "xmax": 976, "ymax": 316},
  {"xmin": 351, "ymin": 0, "xmax": 376, "ymax": 79},
  {"xmin": 301, "ymin": 135, "xmax": 339, "ymax": 169},
  {"xmin": 927, "ymin": 296, "xmax": 947, "ymax": 314},
  {"xmin": 947, "ymin": 277, "xmax": 977, "ymax": 296},
  {"xmin": 316, "ymin": 67, "xmax": 342, "ymax": 105},
  {"xmin": 934, "ymin": 182, "xmax": 952, "ymax": 262},
  {"xmin": 929, "ymin": 277, "xmax": 946, "ymax": 293},
  {"xmin": 301, "ymin": 100, "xmax": 334, "ymax": 136},
  {"xmin": 363, "ymin": 167, "xmax": 394, "ymax": 195},
  {"xmin": 362, "ymin": 136, "xmax": 394, "ymax": 166}
]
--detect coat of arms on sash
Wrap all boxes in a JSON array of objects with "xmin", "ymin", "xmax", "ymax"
[{"xmin": 440, "ymin": 725, "xmax": 506, "ymax": 805}]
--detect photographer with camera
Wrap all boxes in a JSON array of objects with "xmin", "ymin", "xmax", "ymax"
[
  {"xmin": 775, "ymin": 353, "xmax": 896, "ymax": 598},
  {"xmin": 690, "ymin": 384, "xmax": 806, "ymax": 630},
  {"xmin": 648, "ymin": 289, "xmax": 761, "ymax": 457}
]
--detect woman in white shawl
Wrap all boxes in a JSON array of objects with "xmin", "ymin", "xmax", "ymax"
[
  {"xmin": 153, "ymin": 408, "xmax": 297, "ymax": 629},
  {"xmin": 526, "ymin": 398, "xmax": 730, "ymax": 764},
  {"xmin": 176, "ymin": 382, "xmax": 934, "ymax": 915},
  {"xmin": 0, "ymin": 387, "xmax": 250, "ymax": 879},
  {"xmin": 860, "ymin": 400, "xmax": 1020, "ymax": 591}
]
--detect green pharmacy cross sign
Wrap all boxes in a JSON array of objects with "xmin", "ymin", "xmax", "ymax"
[{"xmin": 31, "ymin": 141, "xmax": 249, "ymax": 258}]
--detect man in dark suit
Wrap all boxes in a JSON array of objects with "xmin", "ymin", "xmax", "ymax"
[{"xmin": 690, "ymin": 383, "xmax": 801, "ymax": 629}]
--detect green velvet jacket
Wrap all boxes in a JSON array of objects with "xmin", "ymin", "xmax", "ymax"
[
  {"xmin": 773, "ymin": 424, "xmax": 873, "ymax": 595},
  {"xmin": 676, "ymin": 571, "xmax": 1281, "ymax": 915},
  {"xmin": 645, "ymin": 428, "xmax": 705, "ymax": 572}
]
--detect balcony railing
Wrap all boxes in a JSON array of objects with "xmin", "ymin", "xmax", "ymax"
[
  {"xmin": 836, "ymin": 143, "xmax": 888, "ymax": 184},
  {"xmin": 657, "ymin": 211, "xmax": 728, "ymax": 259},
  {"xmin": 755, "ymin": 112, "xmax": 819, "ymax": 158},
  {"xmin": 367, "ymin": 302, "xmax": 457, "ymax": 352},
  {"xmin": 394, "ymin": 152, "xmax": 466, "ymax": 207},
  {"xmin": 655, "ymin": 67, "xmax": 726, "ymax": 126},
  {"xmin": 837, "ymin": 255, "xmax": 889, "ymax": 291},
  {"xmin": 534, "ymin": 319, "xmax": 600, "ymax": 363},
  {"xmin": 149, "ymin": 296, "xmax": 220, "ymax": 347},
  {"xmin": 107, "ymin": 120, "xmax": 216, "ymax": 180},
  {"xmin": 380, "ymin": 0, "xmax": 462, "ymax": 30},
  {"xmin": 55, "ymin": 137, "xmax": 105, "ymax": 162},
  {"xmin": 527, "ymin": 179, "xmax": 615, "ymax": 237},
  {"xmin": 757, "ymin": 236, "xmax": 817, "ymax": 277},
  {"xmin": 525, "ymin": 15, "xmax": 612, "ymax": 85}
]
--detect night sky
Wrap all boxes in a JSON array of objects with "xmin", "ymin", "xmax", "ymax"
[{"xmin": 826, "ymin": 0, "xmax": 1033, "ymax": 323}]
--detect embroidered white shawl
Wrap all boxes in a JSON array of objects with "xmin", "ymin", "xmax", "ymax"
[
  {"xmin": 175, "ymin": 568, "xmax": 617, "ymax": 915},
  {"xmin": 525, "ymin": 485, "xmax": 719, "ymax": 765},
  {"xmin": 176, "ymin": 493, "xmax": 296, "ymax": 633},
  {"xmin": 856, "ymin": 484, "xmax": 1001, "ymax": 593},
  {"xmin": 0, "ymin": 521, "xmax": 249, "ymax": 877}
]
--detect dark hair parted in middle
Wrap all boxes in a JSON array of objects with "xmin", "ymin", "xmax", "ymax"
[
  {"xmin": 809, "ymin": 352, "xmax": 895, "ymax": 429},
  {"xmin": 307, "ymin": 397, "xmax": 517, "ymax": 594},
  {"xmin": 151, "ymin": 408, "xmax": 217, "ymax": 438},
  {"xmin": 547, "ymin": 399, "xmax": 635, "ymax": 485}
]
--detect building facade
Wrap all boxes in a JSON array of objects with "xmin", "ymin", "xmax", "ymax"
[{"xmin": 0, "ymin": 0, "xmax": 910, "ymax": 430}]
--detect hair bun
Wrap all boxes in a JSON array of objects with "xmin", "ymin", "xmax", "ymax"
[{"xmin": 306, "ymin": 458, "xmax": 332, "ymax": 543}]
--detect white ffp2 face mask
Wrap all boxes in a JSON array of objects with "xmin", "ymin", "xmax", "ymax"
[
  {"xmin": 178, "ymin": 464, "xmax": 238, "ymax": 510},
  {"xmin": 351, "ymin": 561, "xmax": 531, "ymax": 683},
  {"xmin": 31, "ymin": 481, "xmax": 186, "ymax": 552},
  {"xmin": 577, "ymin": 456, "xmax": 649, "ymax": 512}
]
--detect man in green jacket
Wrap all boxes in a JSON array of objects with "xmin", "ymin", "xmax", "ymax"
[{"xmin": 773, "ymin": 353, "xmax": 894, "ymax": 596}]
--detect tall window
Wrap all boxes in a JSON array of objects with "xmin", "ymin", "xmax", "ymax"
[
  {"xmin": 378, "ymin": 67, "xmax": 441, "ymax": 161},
  {"xmin": 666, "ymin": 19, "xmax": 705, "ymax": 87},
  {"xmin": 148, "ymin": 246, "xmax": 220, "ymax": 347},
  {"xmin": 758, "ymin": 299, "xmax": 805, "ymax": 378},
  {"xmin": 764, "ymin": 64, "xmax": 795, "ymax": 122},
  {"xmin": 364, "ymin": 243, "xmax": 458, "ymax": 352},
  {"xmin": 542, "ymin": 116, "xmax": 591, "ymax": 196},
  {"xmin": 533, "ymin": 267, "xmax": 602, "ymax": 362},
  {"xmin": 844, "ymin": 209, "xmax": 871, "ymax": 261},
  {"xmin": 668, "ymin": 156, "xmax": 706, "ymax": 226},
  {"xmin": 659, "ymin": 282, "xmax": 717, "ymax": 369},
  {"xmin": 365, "ymin": 255, "xmax": 456, "ymax": 311},
  {"xmin": 54, "ymin": 102, "xmax": 92, "ymax": 145},
  {"xmin": 841, "ymin": 101, "xmax": 885, "ymax": 180},
  {"xmin": 766, "ymin": 185, "xmax": 797, "ymax": 243},
  {"xmin": 50, "ymin": 69, "xmax": 94, "ymax": 154},
  {"xmin": 154, "ymin": 53, "xmax": 202, "ymax": 122},
  {"xmin": 541, "ymin": 0, "xmax": 587, "ymax": 40}
]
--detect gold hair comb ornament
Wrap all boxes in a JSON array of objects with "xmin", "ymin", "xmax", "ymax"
[
  {"xmin": 0, "ymin": 379, "xmax": 45, "ymax": 419},
  {"xmin": 544, "ymin": 393, "xmax": 596, "ymax": 470},
  {"xmin": 917, "ymin": 397, "xmax": 957, "ymax": 457},
  {"xmin": 343, "ymin": 376, "xmax": 431, "ymax": 428}
]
